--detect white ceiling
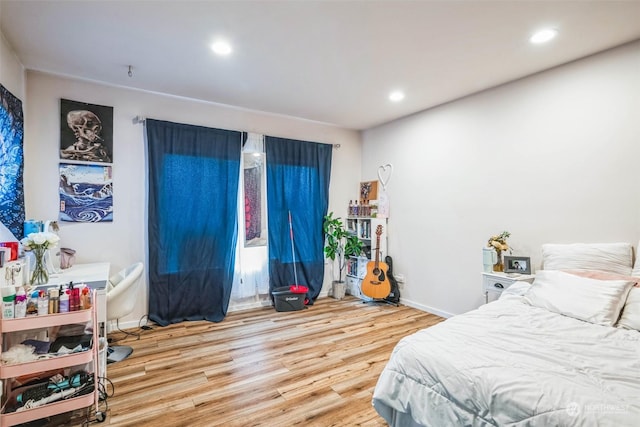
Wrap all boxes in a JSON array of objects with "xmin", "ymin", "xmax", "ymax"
[{"xmin": 1, "ymin": 1, "xmax": 639, "ymax": 130}]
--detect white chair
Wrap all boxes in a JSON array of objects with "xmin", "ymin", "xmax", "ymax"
[{"xmin": 106, "ymin": 262, "xmax": 144, "ymax": 363}]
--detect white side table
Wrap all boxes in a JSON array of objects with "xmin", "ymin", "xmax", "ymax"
[{"xmin": 482, "ymin": 271, "xmax": 535, "ymax": 303}]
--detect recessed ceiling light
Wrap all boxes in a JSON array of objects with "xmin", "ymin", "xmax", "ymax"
[
  {"xmin": 529, "ymin": 28, "xmax": 558, "ymax": 44},
  {"xmin": 389, "ymin": 91, "xmax": 405, "ymax": 102},
  {"xmin": 211, "ymin": 40, "xmax": 232, "ymax": 56}
]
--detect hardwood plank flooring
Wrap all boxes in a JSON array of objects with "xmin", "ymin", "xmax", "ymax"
[{"xmin": 63, "ymin": 296, "xmax": 443, "ymax": 426}]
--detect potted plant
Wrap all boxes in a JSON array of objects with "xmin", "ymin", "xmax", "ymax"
[{"xmin": 323, "ymin": 212, "xmax": 363, "ymax": 299}]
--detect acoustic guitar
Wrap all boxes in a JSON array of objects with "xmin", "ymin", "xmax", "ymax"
[{"xmin": 361, "ymin": 225, "xmax": 391, "ymax": 299}]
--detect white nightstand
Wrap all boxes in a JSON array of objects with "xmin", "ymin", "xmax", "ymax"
[{"xmin": 482, "ymin": 271, "xmax": 535, "ymax": 303}]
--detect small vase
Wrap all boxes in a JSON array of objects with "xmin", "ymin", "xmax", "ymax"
[
  {"xmin": 31, "ymin": 246, "xmax": 49, "ymax": 285},
  {"xmin": 493, "ymin": 249, "xmax": 504, "ymax": 272}
]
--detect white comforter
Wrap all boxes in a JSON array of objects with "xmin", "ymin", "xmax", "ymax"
[{"xmin": 373, "ymin": 296, "xmax": 640, "ymax": 426}]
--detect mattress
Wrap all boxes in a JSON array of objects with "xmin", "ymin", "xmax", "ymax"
[{"xmin": 372, "ymin": 296, "xmax": 640, "ymax": 426}]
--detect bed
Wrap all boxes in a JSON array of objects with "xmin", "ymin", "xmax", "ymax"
[{"xmin": 373, "ymin": 243, "xmax": 640, "ymax": 426}]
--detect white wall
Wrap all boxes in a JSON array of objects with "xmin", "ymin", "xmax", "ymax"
[
  {"xmin": 0, "ymin": 26, "xmax": 25, "ymax": 110},
  {"xmin": 362, "ymin": 41, "xmax": 640, "ymax": 317},
  {"xmin": 24, "ymin": 71, "xmax": 361, "ymax": 327}
]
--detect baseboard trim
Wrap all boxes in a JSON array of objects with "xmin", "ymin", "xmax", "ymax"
[
  {"xmin": 399, "ymin": 298, "xmax": 454, "ymax": 318},
  {"xmin": 113, "ymin": 293, "xmax": 447, "ymax": 331},
  {"xmin": 108, "ymin": 319, "xmax": 141, "ymax": 332},
  {"xmin": 228, "ymin": 299, "xmax": 273, "ymax": 312}
]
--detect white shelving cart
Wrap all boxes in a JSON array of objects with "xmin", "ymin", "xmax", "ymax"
[{"xmin": 345, "ymin": 216, "xmax": 388, "ymax": 299}]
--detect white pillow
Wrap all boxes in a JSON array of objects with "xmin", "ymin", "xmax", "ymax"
[
  {"xmin": 617, "ymin": 287, "xmax": 640, "ymax": 331},
  {"xmin": 524, "ymin": 270, "xmax": 634, "ymax": 326},
  {"xmin": 542, "ymin": 243, "xmax": 633, "ymax": 276}
]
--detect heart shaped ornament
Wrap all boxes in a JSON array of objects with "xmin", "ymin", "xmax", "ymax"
[{"xmin": 377, "ymin": 163, "xmax": 393, "ymax": 191}]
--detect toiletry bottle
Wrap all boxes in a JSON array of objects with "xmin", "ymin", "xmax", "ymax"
[
  {"xmin": 14, "ymin": 286, "xmax": 27, "ymax": 318},
  {"xmin": 81, "ymin": 286, "xmax": 91, "ymax": 310},
  {"xmin": 68, "ymin": 283, "xmax": 75, "ymax": 311},
  {"xmin": 26, "ymin": 291, "xmax": 38, "ymax": 315},
  {"xmin": 70, "ymin": 283, "xmax": 80, "ymax": 311},
  {"xmin": 49, "ymin": 288, "xmax": 59, "ymax": 313},
  {"xmin": 2, "ymin": 295, "xmax": 14, "ymax": 319},
  {"xmin": 59, "ymin": 286, "xmax": 70, "ymax": 313},
  {"xmin": 48, "ymin": 289, "xmax": 54, "ymax": 314},
  {"xmin": 37, "ymin": 290, "xmax": 49, "ymax": 315},
  {"xmin": 1, "ymin": 285, "xmax": 16, "ymax": 319}
]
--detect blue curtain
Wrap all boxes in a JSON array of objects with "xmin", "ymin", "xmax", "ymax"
[
  {"xmin": 0, "ymin": 85, "xmax": 25, "ymax": 239},
  {"xmin": 146, "ymin": 119, "xmax": 241, "ymax": 325},
  {"xmin": 265, "ymin": 137, "xmax": 332, "ymax": 303}
]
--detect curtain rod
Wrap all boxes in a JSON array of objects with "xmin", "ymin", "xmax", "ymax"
[{"xmin": 132, "ymin": 116, "xmax": 340, "ymax": 148}]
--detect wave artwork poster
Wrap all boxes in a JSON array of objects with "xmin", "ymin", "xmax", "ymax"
[{"xmin": 59, "ymin": 163, "xmax": 113, "ymax": 222}]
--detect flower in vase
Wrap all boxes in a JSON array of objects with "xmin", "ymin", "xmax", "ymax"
[
  {"xmin": 487, "ymin": 231, "xmax": 510, "ymax": 253},
  {"xmin": 21, "ymin": 232, "xmax": 60, "ymax": 251},
  {"xmin": 21, "ymin": 232, "xmax": 60, "ymax": 285}
]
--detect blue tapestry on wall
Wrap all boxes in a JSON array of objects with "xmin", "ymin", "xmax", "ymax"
[{"xmin": 0, "ymin": 84, "xmax": 25, "ymax": 239}]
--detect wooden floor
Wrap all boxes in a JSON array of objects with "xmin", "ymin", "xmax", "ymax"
[{"xmin": 68, "ymin": 297, "xmax": 443, "ymax": 426}]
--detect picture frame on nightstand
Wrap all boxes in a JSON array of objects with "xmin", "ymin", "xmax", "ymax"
[{"xmin": 504, "ymin": 256, "xmax": 531, "ymax": 274}]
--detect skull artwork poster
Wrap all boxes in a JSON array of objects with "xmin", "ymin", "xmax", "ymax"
[{"xmin": 60, "ymin": 99, "xmax": 113, "ymax": 163}]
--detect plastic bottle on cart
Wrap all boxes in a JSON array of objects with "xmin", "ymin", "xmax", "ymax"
[
  {"xmin": 69, "ymin": 282, "xmax": 80, "ymax": 311},
  {"xmin": 48, "ymin": 287, "xmax": 59, "ymax": 313},
  {"xmin": 80, "ymin": 286, "xmax": 92, "ymax": 310},
  {"xmin": 2, "ymin": 288, "xmax": 15, "ymax": 319},
  {"xmin": 14, "ymin": 286, "xmax": 27, "ymax": 318},
  {"xmin": 26, "ymin": 291, "xmax": 38, "ymax": 315},
  {"xmin": 37, "ymin": 290, "xmax": 49, "ymax": 315},
  {"xmin": 59, "ymin": 285, "xmax": 69, "ymax": 313},
  {"xmin": 73, "ymin": 286, "xmax": 80, "ymax": 311}
]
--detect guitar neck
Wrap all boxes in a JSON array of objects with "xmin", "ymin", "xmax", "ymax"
[{"xmin": 373, "ymin": 231, "xmax": 381, "ymax": 266}]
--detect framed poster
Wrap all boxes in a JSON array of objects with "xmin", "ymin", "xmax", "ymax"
[
  {"xmin": 60, "ymin": 99, "xmax": 113, "ymax": 163},
  {"xmin": 360, "ymin": 180, "xmax": 378, "ymax": 203},
  {"xmin": 59, "ymin": 163, "xmax": 113, "ymax": 222}
]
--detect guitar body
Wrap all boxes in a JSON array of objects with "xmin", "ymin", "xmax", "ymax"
[{"xmin": 362, "ymin": 260, "xmax": 391, "ymax": 299}]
